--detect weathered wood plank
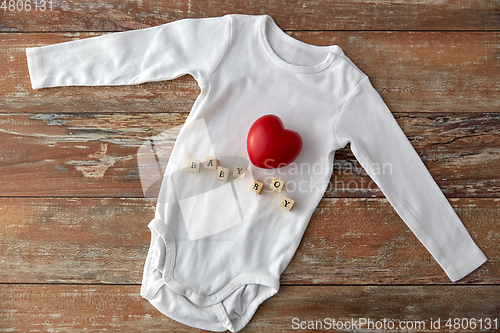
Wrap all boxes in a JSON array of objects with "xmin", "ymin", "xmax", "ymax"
[
  {"xmin": 1, "ymin": 31, "xmax": 499, "ymax": 114},
  {"xmin": 1, "ymin": 0, "xmax": 499, "ymax": 32},
  {"xmin": 1, "ymin": 284, "xmax": 498, "ymax": 332},
  {"xmin": 328, "ymin": 112, "xmax": 500, "ymax": 197},
  {"xmin": 0, "ymin": 32, "xmax": 199, "ymax": 114},
  {"xmin": 0, "ymin": 197, "xmax": 497, "ymax": 284},
  {"xmin": 0, "ymin": 112, "xmax": 498, "ymax": 197},
  {"xmin": 286, "ymin": 197, "xmax": 498, "ymax": 284},
  {"xmin": 1, "ymin": 3, "xmax": 497, "ymax": 333},
  {"xmin": 0, "ymin": 112, "xmax": 184, "ymax": 197}
]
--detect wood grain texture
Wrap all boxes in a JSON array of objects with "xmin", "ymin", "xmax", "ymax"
[
  {"xmin": 1, "ymin": 284, "xmax": 498, "ymax": 332},
  {"xmin": 1, "ymin": 197, "xmax": 497, "ymax": 284},
  {"xmin": 1, "ymin": 1, "xmax": 498, "ymax": 331},
  {"xmin": 330, "ymin": 112, "xmax": 500, "ymax": 197},
  {"xmin": 1, "ymin": 0, "xmax": 499, "ymax": 32},
  {"xmin": 2, "ymin": 32, "xmax": 499, "ymax": 114},
  {"xmin": 0, "ymin": 112, "xmax": 498, "ymax": 197}
]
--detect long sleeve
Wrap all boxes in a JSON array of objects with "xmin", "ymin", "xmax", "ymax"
[
  {"xmin": 335, "ymin": 76, "xmax": 487, "ymax": 282},
  {"xmin": 26, "ymin": 15, "xmax": 232, "ymax": 89}
]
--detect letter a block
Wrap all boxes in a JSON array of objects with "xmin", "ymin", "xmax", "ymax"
[
  {"xmin": 233, "ymin": 166, "xmax": 247, "ymax": 179},
  {"xmin": 204, "ymin": 157, "xmax": 218, "ymax": 170},
  {"xmin": 249, "ymin": 179, "xmax": 263, "ymax": 194},
  {"xmin": 280, "ymin": 196, "xmax": 295, "ymax": 211},
  {"xmin": 216, "ymin": 166, "xmax": 229, "ymax": 181},
  {"xmin": 270, "ymin": 178, "xmax": 285, "ymax": 193},
  {"xmin": 188, "ymin": 159, "xmax": 200, "ymax": 173}
]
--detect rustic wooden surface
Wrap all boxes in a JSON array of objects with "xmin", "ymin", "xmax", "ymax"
[
  {"xmin": 1, "ymin": 0, "xmax": 499, "ymax": 31},
  {"xmin": 0, "ymin": 197, "xmax": 499, "ymax": 285},
  {"xmin": 3, "ymin": 32, "xmax": 500, "ymax": 114},
  {"xmin": 1, "ymin": 285, "xmax": 499, "ymax": 332},
  {"xmin": 1, "ymin": 0, "xmax": 499, "ymax": 332}
]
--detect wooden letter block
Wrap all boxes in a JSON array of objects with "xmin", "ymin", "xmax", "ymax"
[
  {"xmin": 216, "ymin": 166, "xmax": 229, "ymax": 181},
  {"xmin": 270, "ymin": 178, "xmax": 285, "ymax": 193},
  {"xmin": 187, "ymin": 159, "xmax": 200, "ymax": 173},
  {"xmin": 233, "ymin": 166, "xmax": 247, "ymax": 179},
  {"xmin": 280, "ymin": 196, "xmax": 295, "ymax": 211},
  {"xmin": 249, "ymin": 179, "xmax": 263, "ymax": 194},
  {"xmin": 204, "ymin": 156, "xmax": 218, "ymax": 170}
]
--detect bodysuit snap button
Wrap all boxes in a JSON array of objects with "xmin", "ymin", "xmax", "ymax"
[
  {"xmin": 185, "ymin": 289, "xmax": 192, "ymax": 297},
  {"xmin": 164, "ymin": 276, "xmax": 172, "ymax": 282},
  {"xmin": 209, "ymin": 295, "xmax": 217, "ymax": 302}
]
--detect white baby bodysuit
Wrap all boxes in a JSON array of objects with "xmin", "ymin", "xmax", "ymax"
[{"xmin": 26, "ymin": 14, "xmax": 487, "ymax": 332}]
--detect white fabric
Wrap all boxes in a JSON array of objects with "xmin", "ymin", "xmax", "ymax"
[{"xmin": 26, "ymin": 14, "xmax": 487, "ymax": 332}]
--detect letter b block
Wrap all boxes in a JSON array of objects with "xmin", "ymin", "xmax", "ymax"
[
  {"xmin": 188, "ymin": 159, "xmax": 200, "ymax": 173},
  {"xmin": 249, "ymin": 179, "xmax": 264, "ymax": 194},
  {"xmin": 216, "ymin": 166, "xmax": 229, "ymax": 181}
]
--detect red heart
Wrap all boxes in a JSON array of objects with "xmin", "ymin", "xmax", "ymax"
[{"xmin": 247, "ymin": 114, "xmax": 303, "ymax": 169}]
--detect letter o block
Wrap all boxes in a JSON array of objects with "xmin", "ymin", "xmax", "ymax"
[{"xmin": 270, "ymin": 178, "xmax": 285, "ymax": 193}]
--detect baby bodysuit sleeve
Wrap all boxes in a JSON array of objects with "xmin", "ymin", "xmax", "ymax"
[
  {"xmin": 335, "ymin": 76, "xmax": 487, "ymax": 282},
  {"xmin": 26, "ymin": 15, "xmax": 232, "ymax": 89}
]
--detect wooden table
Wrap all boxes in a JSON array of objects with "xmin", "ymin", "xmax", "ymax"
[{"xmin": 1, "ymin": 1, "xmax": 499, "ymax": 332}]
